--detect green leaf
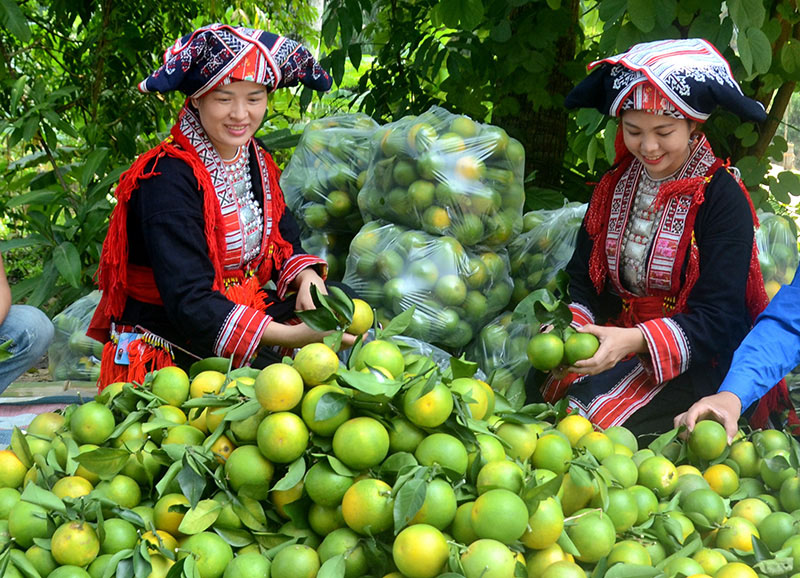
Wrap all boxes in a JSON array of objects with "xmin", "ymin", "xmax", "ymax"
[
  {"xmin": 439, "ymin": 0, "xmax": 461, "ymax": 28},
  {"xmin": 75, "ymin": 447, "xmax": 130, "ymax": 478},
  {"xmin": 314, "ymin": 391, "xmax": 350, "ymax": 422},
  {"xmin": 223, "ymin": 399, "xmax": 261, "ymax": 422},
  {"xmin": 379, "ymin": 452, "xmax": 419, "ymax": 475},
  {"xmin": 490, "ymin": 21, "xmax": 512, "ymax": 43},
  {"xmin": 336, "ymin": 368, "xmax": 403, "ymax": 397},
  {"xmin": 603, "ymin": 564, "xmax": 662, "ymax": 578},
  {"xmin": 393, "ymin": 477, "xmax": 427, "ymax": 532},
  {"xmin": 653, "ymin": 0, "xmax": 677, "ymax": 30},
  {"xmin": 628, "ymin": 0, "xmax": 656, "ymax": 32},
  {"xmin": 450, "ymin": 356, "xmax": 478, "ymax": 380},
  {"xmin": 603, "ymin": 120, "xmax": 618, "ymax": 164},
  {"xmin": 319, "ymin": 553, "xmax": 347, "ymax": 578},
  {"xmin": 232, "ymin": 496, "xmax": 268, "ymax": 531},
  {"xmin": 461, "ymin": 0, "xmax": 484, "ymax": 30},
  {"xmin": 52, "ymin": 242, "xmax": 82, "ymax": 288},
  {"xmin": 178, "ymin": 456, "xmax": 206, "ymax": 508},
  {"xmin": 297, "ymin": 307, "xmax": 339, "ymax": 332},
  {"xmin": 743, "ymin": 27, "xmax": 772, "ymax": 75},
  {"xmin": 546, "ymin": 0, "xmax": 561, "ymax": 8},
  {"xmin": 648, "ymin": 427, "xmax": 680, "ymax": 454},
  {"xmin": 21, "ymin": 483, "xmax": 66, "ymax": 514},
  {"xmin": 728, "ymin": 0, "xmax": 766, "ymax": 29},
  {"xmin": 379, "ymin": 305, "xmax": 415, "ymax": 339},
  {"xmin": 348, "ymin": 43, "xmax": 362, "ymax": 70},
  {"xmin": 599, "ymin": 0, "xmax": 627, "ymax": 24},
  {"xmin": 781, "ymin": 40, "xmax": 800, "ymax": 77},
  {"xmin": 0, "ymin": 0, "xmax": 31, "ymax": 42},
  {"xmin": 272, "ymin": 456, "xmax": 307, "ymax": 491},
  {"xmin": 177, "ymin": 499, "xmax": 221, "ymax": 535}
]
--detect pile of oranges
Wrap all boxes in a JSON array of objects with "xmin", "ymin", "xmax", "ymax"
[{"xmin": 0, "ymin": 336, "xmax": 798, "ymax": 578}]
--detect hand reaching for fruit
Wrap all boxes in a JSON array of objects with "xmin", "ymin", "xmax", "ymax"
[{"xmin": 565, "ymin": 325, "xmax": 646, "ymax": 375}]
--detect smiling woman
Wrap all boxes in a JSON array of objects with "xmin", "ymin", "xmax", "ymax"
[
  {"xmin": 87, "ymin": 24, "xmax": 359, "ymax": 390},
  {"xmin": 526, "ymin": 38, "xmax": 796, "ymax": 435}
]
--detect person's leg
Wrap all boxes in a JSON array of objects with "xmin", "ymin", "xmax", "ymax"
[{"xmin": 0, "ymin": 305, "xmax": 54, "ymax": 392}]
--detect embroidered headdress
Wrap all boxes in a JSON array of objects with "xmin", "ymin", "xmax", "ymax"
[
  {"xmin": 565, "ymin": 38, "xmax": 766, "ymax": 122},
  {"xmin": 139, "ymin": 23, "xmax": 331, "ymax": 97}
]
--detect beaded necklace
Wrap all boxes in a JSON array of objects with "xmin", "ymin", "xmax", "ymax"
[
  {"xmin": 223, "ymin": 146, "xmax": 263, "ymax": 263},
  {"xmin": 620, "ymin": 148, "xmax": 692, "ymax": 295}
]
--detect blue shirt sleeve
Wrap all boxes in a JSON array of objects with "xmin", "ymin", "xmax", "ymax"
[{"xmin": 719, "ymin": 261, "xmax": 800, "ymax": 410}]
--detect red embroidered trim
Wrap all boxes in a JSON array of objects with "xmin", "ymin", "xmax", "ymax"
[
  {"xmin": 276, "ymin": 254, "xmax": 329, "ymax": 299},
  {"xmin": 214, "ymin": 304, "xmax": 271, "ymax": 366}
]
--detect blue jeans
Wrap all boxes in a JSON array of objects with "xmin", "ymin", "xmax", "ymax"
[{"xmin": 0, "ymin": 305, "xmax": 54, "ymax": 393}]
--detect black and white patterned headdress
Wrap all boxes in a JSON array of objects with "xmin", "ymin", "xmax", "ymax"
[
  {"xmin": 139, "ymin": 24, "xmax": 331, "ymax": 98},
  {"xmin": 565, "ymin": 38, "xmax": 766, "ymax": 122}
]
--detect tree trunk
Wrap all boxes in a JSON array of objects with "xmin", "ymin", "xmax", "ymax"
[{"xmin": 491, "ymin": 0, "xmax": 580, "ymax": 190}]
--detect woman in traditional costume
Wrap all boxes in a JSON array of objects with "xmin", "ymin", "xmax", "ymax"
[
  {"xmin": 528, "ymin": 38, "xmax": 798, "ymax": 435},
  {"xmin": 89, "ymin": 24, "xmax": 354, "ymax": 389}
]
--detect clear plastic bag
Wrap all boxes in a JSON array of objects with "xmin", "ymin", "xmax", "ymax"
[
  {"xmin": 508, "ymin": 203, "xmax": 587, "ymax": 307},
  {"xmin": 343, "ymin": 221, "xmax": 513, "ymax": 350},
  {"xmin": 755, "ymin": 211, "xmax": 799, "ymax": 298},
  {"xmin": 464, "ymin": 311, "xmax": 532, "ymax": 409},
  {"xmin": 48, "ymin": 291, "xmax": 103, "ymax": 381},
  {"xmin": 280, "ymin": 114, "xmax": 380, "ymax": 279},
  {"xmin": 357, "ymin": 106, "xmax": 524, "ymax": 249}
]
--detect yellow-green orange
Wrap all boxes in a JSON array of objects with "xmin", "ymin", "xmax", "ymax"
[
  {"xmin": 0, "ymin": 451, "xmax": 26, "ymax": 489},
  {"xmin": 151, "ymin": 366, "xmax": 190, "ymax": 406},
  {"xmin": 565, "ymin": 509, "xmax": 616, "ymax": 563},
  {"xmin": 305, "ymin": 461, "xmax": 354, "ymax": 507},
  {"xmin": 688, "ymin": 420, "xmax": 728, "ymax": 462},
  {"xmin": 403, "ymin": 380, "xmax": 453, "ymax": 428},
  {"xmin": 637, "ymin": 455, "xmax": 678, "ymax": 498},
  {"xmin": 521, "ymin": 496, "xmax": 563, "ymax": 550},
  {"xmin": 393, "ymin": 524, "xmax": 449, "ymax": 578},
  {"xmin": 352, "ymin": 339, "xmax": 404, "ymax": 379},
  {"xmin": 408, "ymin": 478, "xmax": 457, "ymax": 529},
  {"xmin": 51, "ymin": 520, "xmax": 100, "ymax": 568},
  {"xmin": 341, "ymin": 478, "xmax": 394, "ymax": 535},
  {"xmin": 527, "ymin": 333, "xmax": 565, "ymax": 371},
  {"xmin": 557, "ymin": 414, "xmax": 593, "ymax": 447},
  {"xmin": 257, "ymin": 412, "xmax": 309, "ymax": 464},
  {"xmin": 415, "ymin": 433, "xmax": 468, "ymax": 478},
  {"xmin": 70, "ymin": 402, "xmax": 115, "ymax": 445},
  {"xmin": 190, "ymin": 371, "xmax": 226, "ymax": 398},
  {"xmin": 293, "ymin": 343, "xmax": 340, "ymax": 387},
  {"xmin": 179, "ymin": 531, "xmax": 234, "ymax": 578},
  {"xmin": 347, "ymin": 299, "xmax": 374, "ymax": 335},
  {"xmin": 532, "ymin": 432, "xmax": 572, "ymax": 474},
  {"xmin": 461, "ymin": 539, "xmax": 517, "ymax": 578},
  {"xmin": 470, "ymin": 488, "xmax": 528, "ymax": 544},
  {"xmin": 332, "ymin": 417, "xmax": 389, "ymax": 471},
  {"xmin": 225, "ymin": 445, "xmax": 274, "ymax": 500},
  {"xmin": 496, "ymin": 421, "xmax": 542, "ymax": 461},
  {"xmin": 254, "ymin": 363, "xmax": 304, "ymax": 411}
]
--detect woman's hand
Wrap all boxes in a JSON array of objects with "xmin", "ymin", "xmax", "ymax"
[
  {"xmin": 293, "ymin": 268, "xmax": 327, "ymax": 312},
  {"xmin": 260, "ymin": 320, "xmax": 361, "ymax": 350},
  {"xmin": 673, "ymin": 392, "xmax": 742, "ymax": 443},
  {"xmin": 566, "ymin": 324, "xmax": 647, "ymax": 375}
]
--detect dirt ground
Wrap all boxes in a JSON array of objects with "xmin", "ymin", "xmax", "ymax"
[{"xmin": 14, "ymin": 355, "xmax": 51, "ymax": 383}]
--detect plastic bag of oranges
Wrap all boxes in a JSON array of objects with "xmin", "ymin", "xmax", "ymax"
[
  {"xmin": 357, "ymin": 106, "xmax": 524, "ymax": 249},
  {"xmin": 755, "ymin": 210, "xmax": 799, "ymax": 299},
  {"xmin": 280, "ymin": 114, "xmax": 380, "ymax": 279},
  {"xmin": 49, "ymin": 291, "xmax": 103, "ymax": 381},
  {"xmin": 343, "ymin": 221, "xmax": 513, "ymax": 350},
  {"xmin": 464, "ymin": 311, "xmax": 532, "ymax": 408},
  {"xmin": 508, "ymin": 202, "xmax": 586, "ymax": 307}
]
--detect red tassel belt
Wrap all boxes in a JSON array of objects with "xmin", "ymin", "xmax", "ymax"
[{"xmin": 620, "ymin": 295, "xmax": 679, "ymax": 325}]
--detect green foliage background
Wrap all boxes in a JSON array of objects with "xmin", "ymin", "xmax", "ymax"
[{"xmin": 1, "ymin": 0, "xmax": 799, "ymax": 315}]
